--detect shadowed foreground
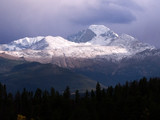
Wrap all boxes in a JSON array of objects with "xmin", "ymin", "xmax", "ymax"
[{"xmin": 0, "ymin": 77, "xmax": 160, "ymax": 120}]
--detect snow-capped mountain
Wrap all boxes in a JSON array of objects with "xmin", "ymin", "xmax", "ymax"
[
  {"xmin": 0, "ymin": 36, "xmax": 44, "ymax": 51},
  {"xmin": 68, "ymin": 25, "xmax": 155, "ymax": 54},
  {"xmin": 0, "ymin": 36, "xmax": 129, "ymax": 65},
  {"xmin": 67, "ymin": 25, "xmax": 118, "ymax": 43},
  {"xmin": 0, "ymin": 36, "xmax": 78, "ymax": 51},
  {"xmin": 0, "ymin": 25, "xmax": 156, "ymax": 68},
  {"xmin": 1, "ymin": 24, "xmax": 160, "ymax": 89}
]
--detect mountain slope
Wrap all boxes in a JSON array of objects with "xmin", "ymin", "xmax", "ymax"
[
  {"xmin": 73, "ymin": 50, "xmax": 160, "ymax": 86},
  {"xmin": 0, "ymin": 57, "xmax": 25, "ymax": 73},
  {"xmin": 0, "ymin": 62, "xmax": 100, "ymax": 92}
]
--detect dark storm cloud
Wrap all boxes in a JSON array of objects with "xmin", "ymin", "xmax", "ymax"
[
  {"xmin": 0, "ymin": 0, "xmax": 69, "ymax": 43},
  {"xmin": 0, "ymin": 0, "xmax": 140, "ymax": 43},
  {"xmin": 114, "ymin": 0, "xmax": 160, "ymax": 48},
  {"xmin": 109, "ymin": 0, "xmax": 142, "ymax": 10},
  {"xmin": 72, "ymin": 7, "xmax": 136, "ymax": 25},
  {"xmin": 0, "ymin": 0, "xmax": 160, "ymax": 48},
  {"xmin": 71, "ymin": 0, "xmax": 142, "ymax": 25}
]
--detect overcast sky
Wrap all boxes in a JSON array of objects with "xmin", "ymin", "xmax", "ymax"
[{"xmin": 0, "ymin": 0, "xmax": 160, "ymax": 47}]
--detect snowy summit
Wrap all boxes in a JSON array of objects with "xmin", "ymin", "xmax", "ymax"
[{"xmin": 0, "ymin": 25, "xmax": 155, "ymax": 64}]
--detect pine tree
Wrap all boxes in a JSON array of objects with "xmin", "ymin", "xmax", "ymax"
[
  {"xmin": 91, "ymin": 90, "xmax": 95, "ymax": 99},
  {"xmin": 63, "ymin": 86, "xmax": 70, "ymax": 99},
  {"xmin": 75, "ymin": 90, "xmax": 80, "ymax": 103},
  {"xmin": 96, "ymin": 82, "xmax": 101, "ymax": 100},
  {"xmin": 85, "ymin": 90, "xmax": 89, "ymax": 99}
]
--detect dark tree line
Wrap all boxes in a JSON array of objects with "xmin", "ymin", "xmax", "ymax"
[{"xmin": 1, "ymin": 77, "xmax": 160, "ymax": 120}]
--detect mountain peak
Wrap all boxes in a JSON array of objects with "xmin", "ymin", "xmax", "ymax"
[
  {"xmin": 67, "ymin": 24, "xmax": 119, "ymax": 43},
  {"xmin": 88, "ymin": 25, "xmax": 111, "ymax": 36},
  {"xmin": 67, "ymin": 24, "xmax": 154, "ymax": 53},
  {"xmin": 13, "ymin": 36, "xmax": 44, "ymax": 45},
  {"xmin": 43, "ymin": 36, "xmax": 77, "ymax": 49}
]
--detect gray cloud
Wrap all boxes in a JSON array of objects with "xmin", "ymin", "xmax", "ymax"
[
  {"xmin": 111, "ymin": 0, "xmax": 160, "ymax": 48},
  {"xmin": 70, "ymin": 0, "xmax": 141, "ymax": 25},
  {"xmin": 72, "ymin": 6, "xmax": 136, "ymax": 25},
  {"xmin": 108, "ymin": 0, "xmax": 142, "ymax": 10}
]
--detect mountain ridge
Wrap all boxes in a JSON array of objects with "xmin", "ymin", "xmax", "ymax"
[{"xmin": 0, "ymin": 25, "xmax": 155, "ymax": 65}]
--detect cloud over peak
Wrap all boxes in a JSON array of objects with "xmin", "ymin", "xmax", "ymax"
[{"xmin": 0, "ymin": 0, "xmax": 160, "ymax": 47}]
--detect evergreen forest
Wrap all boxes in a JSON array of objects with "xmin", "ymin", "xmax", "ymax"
[{"xmin": 1, "ymin": 77, "xmax": 160, "ymax": 120}]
